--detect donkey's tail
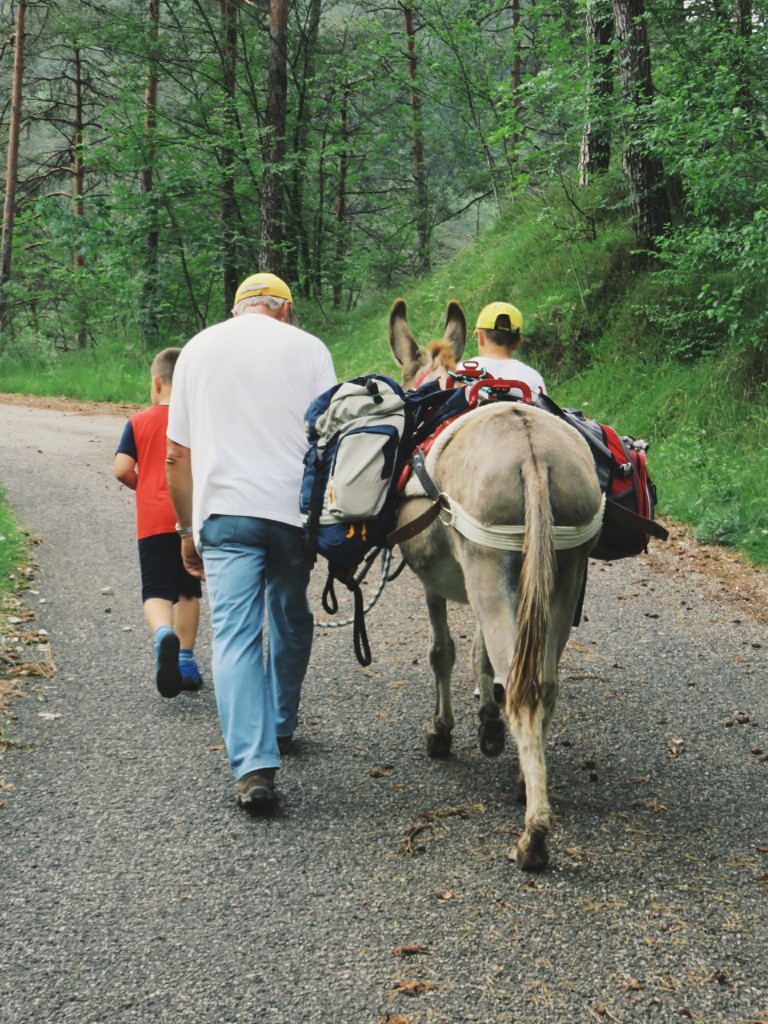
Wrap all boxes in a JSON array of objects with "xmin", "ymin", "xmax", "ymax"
[{"xmin": 506, "ymin": 456, "xmax": 556, "ymax": 716}]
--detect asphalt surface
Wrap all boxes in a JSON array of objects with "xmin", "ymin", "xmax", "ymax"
[{"xmin": 0, "ymin": 396, "xmax": 766, "ymax": 1024}]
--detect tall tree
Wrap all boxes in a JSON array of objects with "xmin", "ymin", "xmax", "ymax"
[
  {"xmin": 72, "ymin": 45, "xmax": 87, "ymax": 347},
  {"xmin": 511, "ymin": 0, "xmax": 521, "ymax": 152},
  {"xmin": 0, "ymin": 0, "xmax": 26, "ymax": 332},
  {"xmin": 402, "ymin": 3, "xmax": 430, "ymax": 273},
  {"xmin": 141, "ymin": 0, "xmax": 160, "ymax": 346},
  {"xmin": 259, "ymin": 0, "xmax": 289, "ymax": 274},
  {"xmin": 219, "ymin": 0, "xmax": 239, "ymax": 312},
  {"xmin": 579, "ymin": 0, "xmax": 614, "ymax": 185},
  {"xmin": 612, "ymin": 0, "xmax": 670, "ymax": 253},
  {"xmin": 332, "ymin": 77, "xmax": 350, "ymax": 309}
]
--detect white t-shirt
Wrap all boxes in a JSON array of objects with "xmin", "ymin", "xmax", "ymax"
[
  {"xmin": 168, "ymin": 312, "xmax": 337, "ymax": 535},
  {"xmin": 457, "ymin": 356, "xmax": 547, "ymax": 396}
]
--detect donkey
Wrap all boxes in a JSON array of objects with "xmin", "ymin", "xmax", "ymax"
[{"xmin": 389, "ymin": 298, "xmax": 605, "ymax": 870}]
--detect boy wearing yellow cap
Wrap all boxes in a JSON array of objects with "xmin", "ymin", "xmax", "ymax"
[
  {"xmin": 166, "ymin": 272, "xmax": 336, "ymax": 812},
  {"xmin": 460, "ymin": 301, "xmax": 547, "ymax": 396}
]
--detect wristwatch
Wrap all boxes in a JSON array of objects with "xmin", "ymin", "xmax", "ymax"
[{"xmin": 175, "ymin": 523, "xmax": 194, "ymax": 537}]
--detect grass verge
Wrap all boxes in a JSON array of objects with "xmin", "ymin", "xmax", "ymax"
[{"xmin": 0, "ymin": 489, "xmax": 45, "ymax": 783}]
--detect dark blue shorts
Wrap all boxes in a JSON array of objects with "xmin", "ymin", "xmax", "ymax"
[{"xmin": 138, "ymin": 532, "xmax": 203, "ymax": 604}]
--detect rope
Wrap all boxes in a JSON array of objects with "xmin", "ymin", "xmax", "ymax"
[
  {"xmin": 440, "ymin": 494, "xmax": 606, "ymax": 551},
  {"xmin": 315, "ymin": 547, "xmax": 393, "ymax": 629}
]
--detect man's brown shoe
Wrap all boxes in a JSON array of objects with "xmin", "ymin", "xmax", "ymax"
[{"xmin": 236, "ymin": 769, "xmax": 276, "ymax": 810}]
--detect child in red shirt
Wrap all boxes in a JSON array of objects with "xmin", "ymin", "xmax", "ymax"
[{"xmin": 114, "ymin": 348, "xmax": 203, "ymax": 698}]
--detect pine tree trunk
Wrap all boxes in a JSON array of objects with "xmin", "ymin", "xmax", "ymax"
[
  {"xmin": 141, "ymin": 0, "xmax": 160, "ymax": 347},
  {"xmin": 511, "ymin": 0, "xmax": 521, "ymax": 150},
  {"xmin": 403, "ymin": 5, "xmax": 430, "ymax": 275},
  {"xmin": 0, "ymin": 0, "xmax": 26, "ymax": 333},
  {"xmin": 219, "ymin": 0, "xmax": 239, "ymax": 314},
  {"xmin": 284, "ymin": 0, "xmax": 321, "ymax": 296},
  {"xmin": 332, "ymin": 83, "xmax": 349, "ymax": 310},
  {"xmin": 612, "ymin": 0, "xmax": 670, "ymax": 255},
  {"xmin": 259, "ymin": 0, "xmax": 289, "ymax": 276},
  {"xmin": 579, "ymin": 0, "xmax": 614, "ymax": 185},
  {"xmin": 734, "ymin": 1, "xmax": 752, "ymax": 35},
  {"xmin": 73, "ymin": 48, "xmax": 88, "ymax": 348}
]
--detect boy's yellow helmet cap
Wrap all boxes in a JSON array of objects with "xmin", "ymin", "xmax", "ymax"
[
  {"xmin": 476, "ymin": 301, "xmax": 523, "ymax": 333},
  {"xmin": 234, "ymin": 272, "xmax": 293, "ymax": 305}
]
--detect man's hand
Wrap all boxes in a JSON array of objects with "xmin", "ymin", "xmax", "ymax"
[{"xmin": 180, "ymin": 534, "xmax": 205, "ymax": 580}]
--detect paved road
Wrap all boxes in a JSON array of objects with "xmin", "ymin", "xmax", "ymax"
[{"xmin": 1, "ymin": 397, "xmax": 766, "ymax": 1024}]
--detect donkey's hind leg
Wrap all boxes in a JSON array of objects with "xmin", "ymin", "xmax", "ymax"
[
  {"xmin": 471, "ymin": 628, "xmax": 505, "ymax": 758},
  {"xmin": 424, "ymin": 591, "xmax": 455, "ymax": 757}
]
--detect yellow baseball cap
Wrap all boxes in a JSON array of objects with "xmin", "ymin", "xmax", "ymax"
[
  {"xmin": 476, "ymin": 301, "xmax": 523, "ymax": 333},
  {"xmin": 234, "ymin": 272, "xmax": 293, "ymax": 305}
]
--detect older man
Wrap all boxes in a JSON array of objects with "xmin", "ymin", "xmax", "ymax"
[{"xmin": 166, "ymin": 273, "xmax": 336, "ymax": 811}]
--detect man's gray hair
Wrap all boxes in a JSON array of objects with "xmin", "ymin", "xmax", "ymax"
[{"xmin": 233, "ymin": 295, "xmax": 286, "ymax": 316}]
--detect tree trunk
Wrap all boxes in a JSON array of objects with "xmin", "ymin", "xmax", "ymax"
[
  {"xmin": 511, "ymin": 0, "xmax": 521, "ymax": 150},
  {"xmin": 141, "ymin": 0, "xmax": 160, "ymax": 347},
  {"xmin": 73, "ymin": 47, "xmax": 88, "ymax": 348},
  {"xmin": 0, "ymin": 0, "xmax": 26, "ymax": 333},
  {"xmin": 612, "ymin": 0, "xmax": 670, "ymax": 254},
  {"xmin": 259, "ymin": 0, "xmax": 289, "ymax": 276},
  {"xmin": 402, "ymin": 4, "xmax": 430, "ymax": 275},
  {"xmin": 332, "ymin": 82, "xmax": 349, "ymax": 310},
  {"xmin": 734, "ymin": 1, "xmax": 752, "ymax": 35},
  {"xmin": 579, "ymin": 0, "xmax": 614, "ymax": 185},
  {"xmin": 283, "ymin": 0, "xmax": 321, "ymax": 296},
  {"xmin": 219, "ymin": 0, "xmax": 239, "ymax": 314}
]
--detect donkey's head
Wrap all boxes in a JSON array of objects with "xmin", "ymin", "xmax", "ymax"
[{"xmin": 389, "ymin": 298, "xmax": 467, "ymax": 390}]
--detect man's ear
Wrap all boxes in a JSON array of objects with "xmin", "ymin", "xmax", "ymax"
[{"xmin": 152, "ymin": 374, "xmax": 163, "ymax": 395}]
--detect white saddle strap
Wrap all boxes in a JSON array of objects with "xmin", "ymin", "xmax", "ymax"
[{"xmin": 439, "ymin": 494, "xmax": 606, "ymax": 551}]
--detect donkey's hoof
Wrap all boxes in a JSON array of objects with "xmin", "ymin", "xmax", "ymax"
[
  {"xmin": 478, "ymin": 718, "xmax": 505, "ymax": 757},
  {"xmin": 426, "ymin": 727, "xmax": 452, "ymax": 758},
  {"xmin": 512, "ymin": 829, "xmax": 549, "ymax": 872}
]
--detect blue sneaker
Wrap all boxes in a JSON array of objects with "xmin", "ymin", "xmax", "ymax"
[
  {"xmin": 179, "ymin": 658, "xmax": 204, "ymax": 692},
  {"xmin": 155, "ymin": 630, "xmax": 183, "ymax": 699}
]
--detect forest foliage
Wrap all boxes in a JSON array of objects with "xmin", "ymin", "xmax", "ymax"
[{"xmin": 1, "ymin": 0, "xmax": 767, "ymax": 376}]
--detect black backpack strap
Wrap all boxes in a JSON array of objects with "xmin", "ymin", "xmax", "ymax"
[
  {"xmin": 303, "ymin": 442, "xmax": 330, "ymax": 563},
  {"xmin": 322, "ymin": 563, "xmax": 373, "ymax": 667}
]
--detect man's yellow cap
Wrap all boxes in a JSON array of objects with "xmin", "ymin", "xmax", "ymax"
[
  {"xmin": 234, "ymin": 272, "xmax": 293, "ymax": 306},
  {"xmin": 475, "ymin": 301, "xmax": 523, "ymax": 333}
]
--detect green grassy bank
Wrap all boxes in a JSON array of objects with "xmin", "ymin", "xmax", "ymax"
[{"xmin": 1, "ymin": 186, "xmax": 766, "ymax": 569}]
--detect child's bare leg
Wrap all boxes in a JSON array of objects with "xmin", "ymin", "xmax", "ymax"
[
  {"xmin": 143, "ymin": 597, "xmax": 173, "ymax": 635},
  {"xmin": 174, "ymin": 595, "xmax": 200, "ymax": 650}
]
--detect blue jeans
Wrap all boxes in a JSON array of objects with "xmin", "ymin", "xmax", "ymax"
[{"xmin": 199, "ymin": 514, "xmax": 313, "ymax": 780}]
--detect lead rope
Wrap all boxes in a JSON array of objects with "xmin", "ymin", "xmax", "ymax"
[{"xmin": 316, "ymin": 547, "xmax": 394, "ymax": 666}]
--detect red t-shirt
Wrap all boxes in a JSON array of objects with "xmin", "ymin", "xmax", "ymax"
[{"xmin": 116, "ymin": 405, "xmax": 177, "ymax": 540}]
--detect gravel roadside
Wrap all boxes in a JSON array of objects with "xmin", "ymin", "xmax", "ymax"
[{"xmin": 1, "ymin": 395, "xmax": 766, "ymax": 1024}]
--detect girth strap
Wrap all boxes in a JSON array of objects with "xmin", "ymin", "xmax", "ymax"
[{"xmin": 388, "ymin": 448, "xmax": 606, "ymax": 552}]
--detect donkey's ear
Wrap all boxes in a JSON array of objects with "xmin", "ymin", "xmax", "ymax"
[
  {"xmin": 389, "ymin": 298, "xmax": 421, "ymax": 369},
  {"xmin": 443, "ymin": 300, "xmax": 467, "ymax": 363}
]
